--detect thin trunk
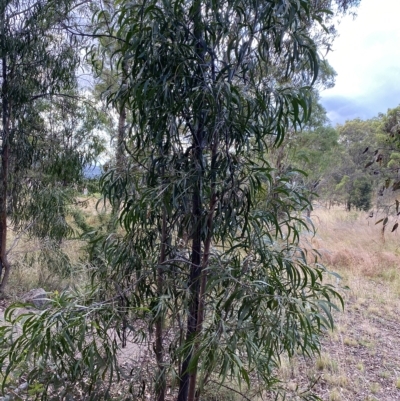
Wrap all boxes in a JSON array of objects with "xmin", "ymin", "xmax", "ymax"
[
  {"xmin": 178, "ymin": 3, "xmax": 206, "ymax": 400},
  {"xmin": 116, "ymin": 105, "xmax": 126, "ymax": 175},
  {"xmin": 111, "ymin": 60, "xmax": 127, "ymax": 222},
  {"xmin": 190, "ymin": 47, "xmax": 219, "ymax": 400},
  {"xmin": 0, "ymin": 7, "xmax": 10, "ymax": 293},
  {"xmin": 109, "ymin": 104, "xmax": 126, "ymax": 222},
  {"xmin": 177, "ymin": 133, "xmax": 203, "ymax": 401},
  {"xmin": 191, "ymin": 141, "xmax": 218, "ymax": 401},
  {"xmin": 155, "ymin": 204, "xmax": 167, "ymax": 401},
  {"xmin": 116, "ymin": 59, "xmax": 128, "ymax": 175}
]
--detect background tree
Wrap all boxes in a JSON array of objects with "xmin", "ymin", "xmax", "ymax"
[
  {"xmin": 93, "ymin": 1, "xmax": 359, "ymax": 400},
  {"xmin": 333, "ymin": 118, "xmax": 379, "ymax": 210},
  {"xmin": 0, "ymin": 0, "xmax": 104, "ymax": 292},
  {"xmin": 362, "ymin": 105, "xmax": 400, "ymax": 229}
]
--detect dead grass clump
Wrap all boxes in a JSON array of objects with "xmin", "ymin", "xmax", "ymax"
[
  {"xmin": 309, "ymin": 206, "xmax": 400, "ymax": 279},
  {"xmin": 325, "ymin": 249, "xmax": 355, "ymax": 269}
]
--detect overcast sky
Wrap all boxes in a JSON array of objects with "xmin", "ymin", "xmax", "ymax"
[{"xmin": 320, "ymin": 0, "xmax": 400, "ymax": 125}]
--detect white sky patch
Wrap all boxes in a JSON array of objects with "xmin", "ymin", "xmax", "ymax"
[{"xmin": 320, "ymin": 0, "xmax": 400, "ymax": 124}]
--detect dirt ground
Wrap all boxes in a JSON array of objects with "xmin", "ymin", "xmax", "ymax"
[
  {"xmin": 288, "ymin": 279, "xmax": 400, "ymax": 401},
  {"xmin": 289, "ymin": 207, "xmax": 400, "ymax": 401}
]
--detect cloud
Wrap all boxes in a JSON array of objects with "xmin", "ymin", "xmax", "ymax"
[
  {"xmin": 322, "ymin": 80, "xmax": 400, "ymax": 125},
  {"xmin": 319, "ymin": 0, "xmax": 400, "ymax": 125},
  {"xmin": 321, "ymin": 96, "xmax": 366, "ymax": 124}
]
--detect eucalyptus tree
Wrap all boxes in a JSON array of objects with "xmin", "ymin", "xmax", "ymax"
[
  {"xmin": 0, "ymin": 0, "xmax": 103, "ymax": 291},
  {"xmin": 11, "ymin": 93, "xmax": 105, "ymax": 236},
  {"xmin": 333, "ymin": 118, "xmax": 380, "ymax": 210},
  {"xmin": 363, "ymin": 105, "xmax": 400, "ymax": 227},
  {"xmin": 0, "ymin": 0, "xmax": 361, "ymax": 400},
  {"xmin": 93, "ymin": 0, "xmax": 359, "ymax": 400}
]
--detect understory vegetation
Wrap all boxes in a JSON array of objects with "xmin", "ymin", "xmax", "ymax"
[{"xmin": 2, "ymin": 202, "xmax": 400, "ymax": 401}]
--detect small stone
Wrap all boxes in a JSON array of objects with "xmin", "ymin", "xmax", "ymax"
[{"xmin": 21, "ymin": 288, "xmax": 49, "ymax": 308}]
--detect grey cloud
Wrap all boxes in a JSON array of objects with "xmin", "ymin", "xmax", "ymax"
[{"xmin": 321, "ymin": 81, "xmax": 400, "ymax": 125}]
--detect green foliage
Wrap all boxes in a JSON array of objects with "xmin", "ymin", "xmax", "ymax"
[
  {"xmin": 10, "ymin": 95, "xmax": 106, "ymax": 242},
  {"xmin": 361, "ymin": 105, "xmax": 400, "ymax": 225},
  {"xmin": 0, "ymin": 0, "xmax": 360, "ymax": 400},
  {"xmin": 300, "ymin": 117, "xmax": 380, "ymax": 209},
  {"xmin": 91, "ymin": 0, "xmax": 348, "ymax": 399},
  {"xmin": 84, "ymin": 178, "xmax": 101, "ymax": 195},
  {"xmin": 0, "ymin": 0, "xmax": 106, "ymax": 290},
  {"xmin": 349, "ymin": 177, "xmax": 372, "ymax": 211},
  {"xmin": 289, "ymin": 125, "xmax": 339, "ymax": 198},
  {"xmin": 0, "ymin": 289, "xmax": 120, "ymax": 400}
]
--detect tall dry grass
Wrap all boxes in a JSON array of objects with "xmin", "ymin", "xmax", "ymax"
[
  {"xmin": 4, "ymin": 197, "xmax": 106, "ymax": 298},
  {"xmin": 282, "ymin": 205, "xmax": 400, "ymax": 401},
  {"xmin": 309, "ymin": 205, "xmax": 400, "ymax": 292}
]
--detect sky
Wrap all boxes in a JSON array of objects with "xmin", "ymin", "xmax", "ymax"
[{"xmin": 320, "ymin": 0, "xmax": 400, "ymax": 125}]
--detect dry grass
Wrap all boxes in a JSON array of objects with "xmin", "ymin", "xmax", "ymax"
[
  {"xmin": 3, "ymin": 197, "xmax": 105, "ymax": 298},
  {"xmin": 285, "ymin": 205, "xmax": 400, "ymax": 401},
  {"xmin": 311, "ymin": 207, "xmax": 400, "ymax": 282}
]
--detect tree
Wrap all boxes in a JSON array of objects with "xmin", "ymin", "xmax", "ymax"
[
  {"xmin": 363, "ymin": 105, "xmax": 400, "ymax": 229},
  {"xmin": 95, "ymin": 1, "xmax": 357, "ymax": 400},
  {"xmin": 332, "ymin": 118, "xmax": 380, "ymax": 210},
  {"xmin": 289, "ymin": 123, "xmax": 340, "ymax": 209},
  {"xmin": 270, "ymin": 56, "xmax": 338, "ymax": 211},
  {"xmin": 0, "ymin": 0, "xmax": 104, "ymax": 291},
  {"xmin": 0, "ymin": 0, "xmax": 359, "ymax": 400}
]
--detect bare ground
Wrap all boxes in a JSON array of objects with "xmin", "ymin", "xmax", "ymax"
[
  {"xmin": 288, "ymin": 207, "xmax": 400, "ymax": 401},
  {"xmin": 290, "ymin": 280, "xmax": 400, "ymax": 401}
]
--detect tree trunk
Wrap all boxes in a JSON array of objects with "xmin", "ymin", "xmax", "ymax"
[
  {"xmin": 155, "ymin": 203, "xmax": 167, "ymax": 401},
  {"xmin": 0, "ymin": 7, "xmax": 11, "ymax": 293},
  {"xmin": 177, "ymin": 130, "xmax": 203, "ymax": 401},
  {"xmin": 177, "ymin": 3, "xmax": 206, "ymax": 399},
  {"xmin": 191, "ymin": 140, "xmax": 218, "ymax": 401},
  {"xmin": 116, "ymin": 58, "xmax": 128, "ymax": 175},
  {"xmin": 111, "ymin": 60, "xmax": 127, "ymax": 223},
  {"xmin": 116, "ymin": 104, "xmax": 126, "ymax": 175}
]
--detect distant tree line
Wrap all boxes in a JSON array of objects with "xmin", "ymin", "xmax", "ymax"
[{"xmin": 288, "ymin": 105, "xmax": 400, "ymax": 214}]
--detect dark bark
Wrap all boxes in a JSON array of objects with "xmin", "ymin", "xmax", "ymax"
[
  {"xmin": 178, "ymin": 4, "xmax": 213, "ymax": 397},
  {"xmin": 177, "ymin": 128, "xmax": 203, "ymax": 401},
  {"xmin": 155, "ymin": 205, "xmax": 167, "ymax": 401},
  {"xmin": 191, "ymin": 141, "xmax": 218, "ymax": 401}
]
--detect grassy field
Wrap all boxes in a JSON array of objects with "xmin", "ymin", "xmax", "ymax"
[{"xmin": 286, "ymin": 206, "xmax": 400, "ymax": 401}]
